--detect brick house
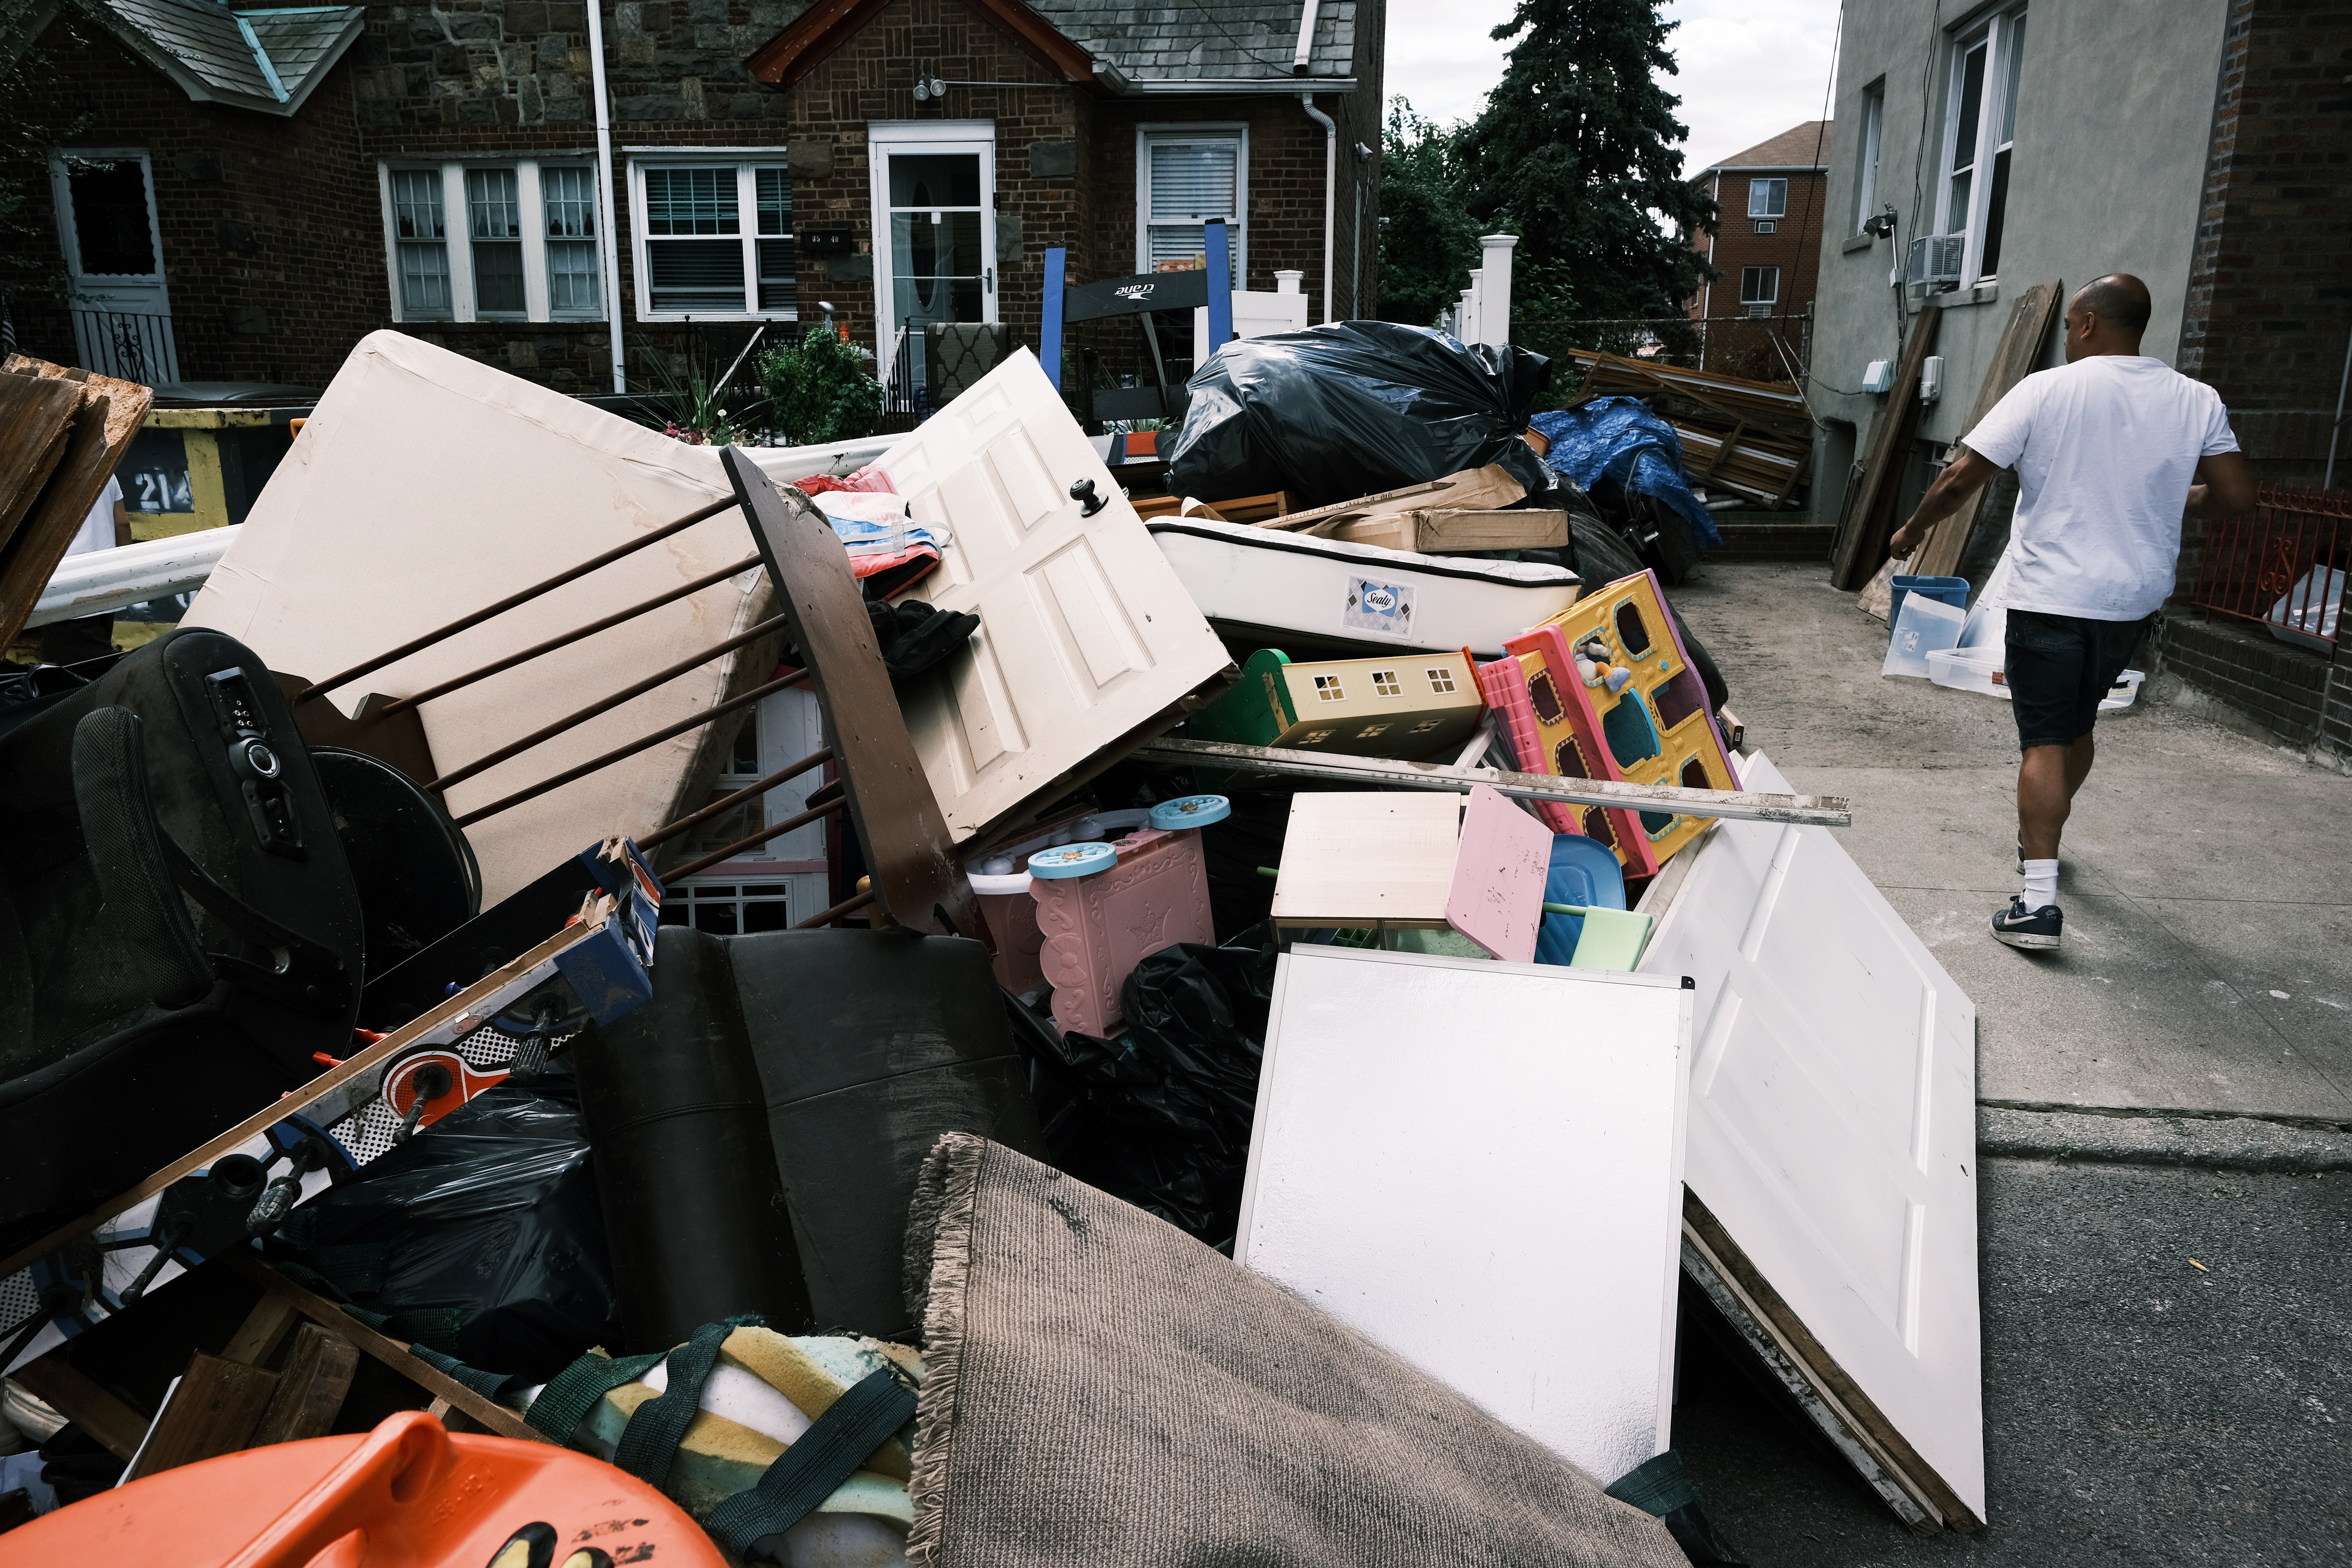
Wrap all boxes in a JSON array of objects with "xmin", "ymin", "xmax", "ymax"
[
  {"xmin": 1809, "ymin": 0, "xmax": 2350, "ymax": 758},
  {"xmin": 1687, "ymin": 119, "xmax": 1832, "ymax": 380},
  {"xmin": 8, "ymin": 0, "xmax": 1385, "ymax": 401}
]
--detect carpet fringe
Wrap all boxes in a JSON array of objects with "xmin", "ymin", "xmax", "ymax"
[{"xmin": 902, "ymin": 1132, "xmax": 985, "ymax": 1567}]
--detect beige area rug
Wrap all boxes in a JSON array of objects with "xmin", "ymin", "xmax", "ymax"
[{"xmin": 900, "ymin": 1134, "xmax": 1687, "ymax": 1568}]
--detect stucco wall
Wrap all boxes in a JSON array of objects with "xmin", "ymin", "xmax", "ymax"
[{"xmin": 1810, "ymin": 0, "xmax": 2233, "ymax": 508}]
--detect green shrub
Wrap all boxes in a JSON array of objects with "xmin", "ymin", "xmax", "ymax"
[{"xmin": 758, "ymin": 326, "xmax": 884, "ymax": 446}]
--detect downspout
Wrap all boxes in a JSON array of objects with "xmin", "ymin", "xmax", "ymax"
[
  {"xmin": 1300, "ymin": 93, "xmax": 1335, "ymax": 325},
  {"xmin": 586, "ymin": 0, "xmax": 626, "ymax": 392}
]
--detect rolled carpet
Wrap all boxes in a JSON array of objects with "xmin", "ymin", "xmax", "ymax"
[{"xmin": 899, "ymin": 1134, "xmax": 1688, "ymax": 1568}]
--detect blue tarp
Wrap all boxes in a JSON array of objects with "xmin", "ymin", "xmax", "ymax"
[{"xmin": 1530, "ymin": 397, "xmax": 1722, "ymax": 552}]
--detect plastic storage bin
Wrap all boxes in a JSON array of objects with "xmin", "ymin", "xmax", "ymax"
[{"xmin": 1889, "ymin": 574, "xmax": 1969, "ymax": 625}]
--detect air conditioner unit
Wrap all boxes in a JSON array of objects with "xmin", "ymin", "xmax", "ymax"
[
  {"xmin": 1754, "ymin": 219, "xmax": 1778, "ymax": 235},
  {"xmin": 1905, "ymin": 235, "xmax": 1965, "ymax": 287}
]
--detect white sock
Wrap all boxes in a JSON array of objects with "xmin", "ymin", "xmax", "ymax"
[{"xmin": 2020, "ymin": 859, "xmax": 2058, "ymax": 912}]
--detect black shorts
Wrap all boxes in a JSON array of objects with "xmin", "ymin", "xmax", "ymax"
[{"xmin": 2005, "ymin": 609, "xmax": 2150, "ymax": 749}]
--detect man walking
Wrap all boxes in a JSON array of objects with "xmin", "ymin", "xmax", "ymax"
[{"xmin": 1887, "ymin": 274, "xmax": 2253, "ymax": 951}]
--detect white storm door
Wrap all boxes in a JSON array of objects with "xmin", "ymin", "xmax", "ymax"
[
  {"xmin": 51, "ymin": 150, "xmax": 181, "ymax": 383},
  {"xmin": 873, "ymin": 348, "xmax": 1231, "ymax": 841},
  {"xmin": 1638, "ymin": 750, "xmax": 1985, "ymax": 1525},
  {"xmin": 867, "ymin": 125, "xmax": 997, "ymax": 395}
]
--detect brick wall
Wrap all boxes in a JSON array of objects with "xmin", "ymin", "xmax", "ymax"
[
  {"xmin": 1695, "ymin": 165, "xmax": 1831, "ymax": 322},
  {"xmin": 2154, "ymin": 611, "xmax": 2331, "ymax": 746},
  {"xmin": 2176, "ymin": 0, "xmax": 2351, "ymax": 488},
  {"xmin": 9, "ymin": 24, "xmax": 383, "ymax": 386}
]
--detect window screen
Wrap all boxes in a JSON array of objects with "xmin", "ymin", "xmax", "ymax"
[
  {"xmin": 390, "ymin": 169, "xmax": 451, "ymax": 316},
  {"xmin": 542, "ymin": 166, "xmax": 601, "ymax": 315},
  {"xmin": 467, "ymin": 167, "xmax": 524, "ymax": 315},
  {"xmin": 756, "ymin": 166, "xmax": 795, "ymax": 314},
  {"xmin": 1747, "ymin": 178, "xmax": 1787, "ymax": 218},
  {"xmin": 1739, "ymin": 265, "xmax": 1780, "ymax": 306},
  {"xmin": 645, "ymin": 167, "xmax": 743, "ymax": 312}
]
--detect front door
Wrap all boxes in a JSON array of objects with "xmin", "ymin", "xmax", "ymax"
[
  {"xmin": 867, "ymin": 126, "xmax": 995, "ymax": 404},
  {"xmin": 50, "ymin": 150, "xmax": 180, "ymax": 383}
]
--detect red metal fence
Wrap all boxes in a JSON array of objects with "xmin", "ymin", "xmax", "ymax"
[{"xmin": 2190, "ymin": 483, "xmax": 2352, "ymax": 652}]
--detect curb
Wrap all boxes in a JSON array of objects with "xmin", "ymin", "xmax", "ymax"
[{"xmin": 1978, "ymin": 1103, "xmax": 2352, "ymax": 1172}]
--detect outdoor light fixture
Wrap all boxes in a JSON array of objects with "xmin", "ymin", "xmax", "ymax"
[{"xmin": 911, "ymin": 76, "xmax": 949, "ymax": 99}]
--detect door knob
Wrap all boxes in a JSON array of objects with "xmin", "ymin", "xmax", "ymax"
[{"xmin": 1070, "ymin": 477, "xmax": 1107, "ymax": 517}]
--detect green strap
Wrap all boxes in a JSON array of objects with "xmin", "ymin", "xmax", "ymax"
[
  {"xmin": 702, "ymin": 1370, "xmax": 918, "ymax": 1561},
  {"xmin": 613, "ymin": 1319, "xmax": 741, "ymax": 1494},
  {"xmin": 526, "ymin": 1349, "xmax": 668, "ymax": 1441},
  {"xmin": 1604, "ymin": 1449, "xmax": 1701, "ymax": 1517}
]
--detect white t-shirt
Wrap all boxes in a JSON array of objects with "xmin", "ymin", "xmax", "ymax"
[
  {"xmin": 1961, "ymin": 355, "xmax": 2238, "ymax": 621},
  {"xmin": 65, "ymin": 474, "xmax": 124, "ymax": 558}
]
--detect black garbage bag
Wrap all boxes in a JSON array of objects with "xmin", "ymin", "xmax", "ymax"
[
  {"xmin": 273, "ymin": 1074, "xmax": 620, "ymax": 1381},
  {"xmin": 1027, "ymin": 933, "xmax": 1278, "ymax": 1246},
  {"xmin": 1166, "ymin": 322, "xmax": 1558, "ymax": 510}
]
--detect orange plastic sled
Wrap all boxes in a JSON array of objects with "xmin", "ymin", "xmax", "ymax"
[{"xmin": 9, "ymin": 1410, "xmax": 727, "ymax": 1568}]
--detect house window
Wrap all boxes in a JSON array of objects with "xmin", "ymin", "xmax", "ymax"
[
  {"xmin": 1855, "ymin": 80, "xmax": 1885, "ymax": 232},
  {"xmin": 1936, "ymin": 11, "xmax": 2027, "ymax": 286},
  {"xmin": 1372, "ymin": 670, "xmax": 1401, "ymax": 697},
  {"xmin": 1740, "ymin": 266, "xmax": 1779, "ymax": 315},
  {"xmin": 1426, "ymin": 666, "xmax": 1457, "ymax": 694},
  {"xmin": 1313, "ymin": 674, "xmax": 1344, "ymax": 701},
  {"xmin": 380, "ymin": 161, "xmax": 604, "ymax": 323},
  {"xmin": 1747, "ymin": 178, "xmax": 1787, "ymax": 219},
  {"xmin": 629, "ymin": 158, "xmax": 795, "ymax": 320},
  {"xmin": 1137, "ymin": 127, "xmax": 1245, "ymax": 285}
]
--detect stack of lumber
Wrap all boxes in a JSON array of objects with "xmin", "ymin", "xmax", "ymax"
[
  {"xmin": 1565, "ymin": 349, "xmax": 1814, "ymax": 508},
  {"xmin": 1, "ymin": 355, "xmax": 153, "ymax": 651}
]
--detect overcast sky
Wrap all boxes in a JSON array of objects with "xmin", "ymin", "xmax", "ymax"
[{"xmin": 1383, "ymin": 0, "xmax": 1843, "ymax": 172}]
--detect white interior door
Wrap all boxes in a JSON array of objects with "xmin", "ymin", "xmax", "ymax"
[
  {"xmin": 868, "ymin": 125, "xmax": 996, "ymax": 396},
  {"xmin": 1236, "ymin": 946, "xmax": 1692, "ymax": 1487},
  {"xmin": 51, "ymin": 150, "xmax": 180, "ymax": 383},
  {"xmin": 874, "ymin": 348, "xmax": 1231, "ymax": 841},
  {"xmin": 1638, "ymin": 751, "xmax": 1985, "ymax": 1525}
]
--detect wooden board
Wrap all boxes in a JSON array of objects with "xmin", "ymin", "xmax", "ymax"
[
  {"xmin": 870, "ymin": 350, "xmax": 1233, "ymax": 844},
  {"xmin": 1638, "ymin": 750, "xmax": 1984, "ymax": 1530},
  {"xmin": 1444, "ymin": 783, "xmax": 1553, "ymax": 962},
  {"xmin": 1327, "ymin": 509, "xmax": 1570, "ymax": 554},
  {"xmin": 0, "ymin": 356, "xmax": 153, "ymax": 652},
  {"xmin": 122, "ymin": 1353, "xmax": 280, "ymax": 1481},
  {"xmin": 1268, "ymin": 792, "xmax": 1459, "ymax": 931},
  {"xmin": 724, "ymin": 447, "xmax": 984, "ymax": 942},
  {"xmin": 0, "ymin": 370, "xmax": 81, "ymax": 548},
  {"xmin": 248, "ymin": 1323, "xmax": 359, "ymax": 1446},
  {"xmin": 1237, "ymin": 946, "xmax": 1691, "ymax": 1486},
  {"xmin": 1132, "ymin": 735, "xmax": 1854, "ymax": 827},
  {"xmin": 1912, "ymin": 281, "xmax": 2063, "ymax": 579},
  {"xmin": 1830, "ymin": 306, "xmax": 1942, "ymax": 591},
  {"xmin": 10, "ymin": 1355, "xmax": 149, "ymax": 1461}
]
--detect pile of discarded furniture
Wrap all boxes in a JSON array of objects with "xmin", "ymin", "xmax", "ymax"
[{"xmin": 0, "ymin": 326, "xmax": 1986, "ymax": 1565}]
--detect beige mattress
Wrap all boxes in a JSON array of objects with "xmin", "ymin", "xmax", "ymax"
[{"xmin": 187, "ymin": 331, "xmax": 770, "ymax": 903}]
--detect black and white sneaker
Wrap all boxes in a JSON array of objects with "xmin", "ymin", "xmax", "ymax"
[{"xmin": 1992, "ymin": 897, "xmax": 2062, "ymax": 950}]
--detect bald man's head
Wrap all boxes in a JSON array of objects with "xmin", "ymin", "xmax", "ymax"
[{"xmin": 2076, "ymin": 275, "xmax": 2152, "ymax": 335}]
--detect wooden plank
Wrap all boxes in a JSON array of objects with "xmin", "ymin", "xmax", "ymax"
[
  {"xmin": 122, "ymin": 1352, "xmax": 279, "ymax": 1481},
  {"xmin": 0, "ymin": 896, "xmax": 619, "ymax": 1280},
  {"xmin": 11, "ymin": 1355, "xmax": 151, "ymax": 1462},
  {"xmin": 0, "ymin": 372, "xmax": 81, "ymax": 549},
  {"xmin": 222, "ymin": 1254, "xmax": 550, "ymax": 1444},
  {"xmin": 722, "ymin": 447, "xmax": 984, "ymax": 942},
  {"xmin": 1133, "ymin": 736, "xmax": 1853, "ymax": 826},
  {"xmin": 1326, "ymin": 509, "xmax": 1570, "ymax": 553},
  {"xmin": 1251, "ymin": 479, "xmax": 1448, "ymax": 532},
  {"xmin": 1913, "ymin": 280, "xmax": 2064, "ymax": 579},
  {"xmin": 0, "ymin": 357, "xmax": 153, "ymax": 651},
  {"xmin": 1830, "ymin": 306, "xmax": 1942, "ymax": 590},
  {"xmin": 247, "ymin": 1323, "xmax": 359, "ymax": 1446},
  {"xmin": 219, "ymin": 1288, "xmax": 303, "ymax": 1368}
]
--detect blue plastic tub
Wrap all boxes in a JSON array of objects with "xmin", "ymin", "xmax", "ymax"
[{"xmin": 1890, "ymin": 574, "xmax": 1969, "ymax": 626}]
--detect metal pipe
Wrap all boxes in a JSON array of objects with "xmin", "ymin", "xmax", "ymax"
[
  {"xmin": 634, "ymin": 743, "xmax": 832, "ymax": 851},
  {"xmin": 382, "ymin": 552, "xmax": 761, "ymax": 715},
  {"xmin": 424, "ymin": 612, "xmax": 788, "ymax": 796},
  {"xmin": 662, "ymin": 796, "xmax": 848, "ymax": 883},
  {"xmin": 1292, "ymin": 0, "xmax": 1320, "ymax": 72},
  {"xmin": 451, "ymin": 667, "xmax": 811, "ymax": 828},
  {"xmin": 1299, "ymin": 93, "xmax": 1336, "ymax": 325},
  {"xmin": 586, "ymin": 0, "xmax": 626, "ymax": 393},
  {"xmin": 296, "ymin": 496, "xmax": 739, "ymax": 704}
]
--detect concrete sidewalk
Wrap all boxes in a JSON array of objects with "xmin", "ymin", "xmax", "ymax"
[{"xmin": 1672, "ymin": 560, "xmax": 2352, "ymax": 1130}]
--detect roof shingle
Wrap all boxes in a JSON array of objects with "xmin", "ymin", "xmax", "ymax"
[{"xmin": 1698, "ymin": 120, "xmax": 1834, "ymax": 173}]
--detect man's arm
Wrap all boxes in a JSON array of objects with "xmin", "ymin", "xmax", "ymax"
[
  {"xmin": 2185, "ymin": 451, "xmax": 2254, "ymax": 517},
  {"xmin": 1885, "ymin": 447, "xmax": 2000, "ymax": 560}
]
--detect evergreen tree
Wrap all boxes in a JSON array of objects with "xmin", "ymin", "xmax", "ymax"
[
  {"xmin": 1452, "ymin": 0, "xmax": 1716, "ymax": 323},
  {"xmin": 1375, "ymin": 100, "xmax": 1481, "ymax": 327}
]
